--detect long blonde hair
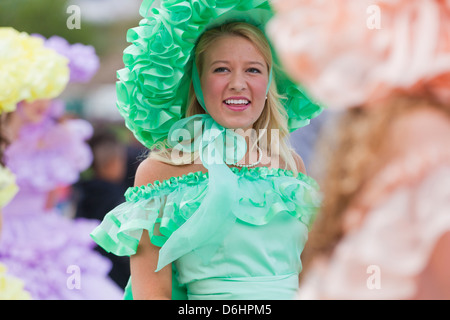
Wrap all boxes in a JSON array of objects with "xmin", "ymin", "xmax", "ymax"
[{"xmin": 151, "ymin": 22, "xmax": 298, "ymax": 174}]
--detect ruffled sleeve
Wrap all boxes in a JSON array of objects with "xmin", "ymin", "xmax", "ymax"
[
  {"xmin": 91, "ymin": 168, "xmax": 321, "ymax": 269},
  {"xmin": 90, "ymin": 171, "xmax": 209, "ymax": 256}
]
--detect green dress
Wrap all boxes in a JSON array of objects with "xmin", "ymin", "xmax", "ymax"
[{"xmin": 91, "ymin": 166, "xmax": 321, "ymax": 300}]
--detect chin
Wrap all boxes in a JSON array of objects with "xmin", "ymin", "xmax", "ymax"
[
  {"xmin": 214, "ymin": 114, "xmax": 254, "ymax": 131},
  {"xmin": 217, "ymin": 120, "xmax": 254, "ymax": 131}
]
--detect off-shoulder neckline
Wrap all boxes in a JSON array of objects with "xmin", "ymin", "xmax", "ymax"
[{"xmin": 125, "ymin": 166, "xmax": 318, "ymax": 201}]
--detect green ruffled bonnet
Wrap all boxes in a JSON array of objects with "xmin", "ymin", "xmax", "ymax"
[{"xmin": 116, "ymin": 0, "xmax": 322, "ymax": 150}]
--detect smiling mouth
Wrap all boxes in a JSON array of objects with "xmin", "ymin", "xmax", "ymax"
[
  {"xmin": 223, "ymin": 99, "xmax": 251, "ymax": 112},
  {"xmin": 224, "ymin": 99, "xmax": 251, "ymax": 106}
]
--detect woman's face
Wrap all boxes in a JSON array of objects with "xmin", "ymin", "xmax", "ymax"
[
  {"xmin": 200, "ymin": 35, "xmax": 269, "ymax": 130},
  {"xmin": 20, "ymin": 99, "xmax": 51, "ymax": 123}
]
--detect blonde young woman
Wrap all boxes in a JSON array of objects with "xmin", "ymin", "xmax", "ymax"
[
  {"xmin": 91, "ymin": 0, "xmax": 322, "ymax": 300},
  {"xmin": 268, "ymin": 0, "xmax": 450, "ymax": 299}
]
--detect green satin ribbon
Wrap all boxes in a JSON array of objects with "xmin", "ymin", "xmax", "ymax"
[
  {"xmin": 161, "ymin": 114, "xmax": 246, "ymax": 269},
  {"xmin": 168, "ymin": 113, "xmax": 247, "ymax": 166}
]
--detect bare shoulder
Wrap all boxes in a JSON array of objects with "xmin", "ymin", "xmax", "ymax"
[
  {"xmin": 134, "ymin": 157, "xmax": 206, "ymax": 187},
  {"xmin": 134, "ymin": 158, "xmax": 177, "ymax": 187},
  {"xmin": 291, "ymin": 151, "xmax": 307, "ymax": 175}
]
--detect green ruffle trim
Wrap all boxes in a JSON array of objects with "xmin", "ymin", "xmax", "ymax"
[
  {"xmin": 116, "ymin": 0, "xmax": 323, "ymax": 149},
  {"xmin": 125, "ymin": 166, "xmax": 318, "ymax": 201},
  {"xmin": 91, "ymin": 166, "xmax": 322, "ymax": 262}
]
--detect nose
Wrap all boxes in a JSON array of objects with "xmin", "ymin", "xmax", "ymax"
[{"xmin": 229, "ymin": 71, "xmax": 247, "ymax": 92}]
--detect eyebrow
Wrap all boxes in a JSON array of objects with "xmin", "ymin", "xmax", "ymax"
[{"xmin": 210, "ymin": 60, "xmax": 266, "ymax": 68}]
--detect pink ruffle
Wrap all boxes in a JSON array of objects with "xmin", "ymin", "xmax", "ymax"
[
  {"xmin": 297, "ymin": 137, "xmax": 450, "ymax": 299},
  {"xmin": 355, "ymin": 147, "xmax": 450, "ymax": 212},
  {"xmin": 267, "ymin": 0, "xmax": 450, "ymax": 109},
  {"xmin": 298, "ymin": 164, "xmax": 450, "ymax": 299}
]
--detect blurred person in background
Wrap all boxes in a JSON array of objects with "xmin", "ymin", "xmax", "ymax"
[
  {"xmin": 75, "ymin": 126, "xmax": 131, "ymax": 289},
  {"xmin": 76, "ymin": 126, "xmax": 128, "ymax": 220},
  {"xmin": 268, "ymin": 0, "xmax": 450, "ymax": 299}
]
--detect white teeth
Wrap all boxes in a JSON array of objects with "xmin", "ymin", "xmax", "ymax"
[{"xmin": 225, "ymin": 99, "xmax": 250, "ymax": 105}]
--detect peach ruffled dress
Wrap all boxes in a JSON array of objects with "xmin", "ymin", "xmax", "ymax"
[{"xmin": 298, "ymin": 110, "xmax": 450, "ymax": 299}]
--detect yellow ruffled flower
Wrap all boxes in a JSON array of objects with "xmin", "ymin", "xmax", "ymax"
[
  {"xmin": 0, "ymin": 27, "xmax": 69, "ymax": 113},
  {"xmin": 0, "ymin": 166, "xmax": 18, "ymax": 208},
  {"xmin": 0, "ymin": 264, "xmax": 31, "ymax": 300}
]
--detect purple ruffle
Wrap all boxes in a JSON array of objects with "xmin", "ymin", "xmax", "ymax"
[
  {"xmin": 0, "ymin": 112, "xmax": 123, "ymax": 299},
  {"xmin": 33, "ymin": 34, "xmax": 100, "ymax": 83},
  {"xmin": 5, "ymin": 117, "xmax": 94, "ymax": 192},
  {"xmin": 0, "ymin": 189, "xmax": 123, "ymax": 300}
]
